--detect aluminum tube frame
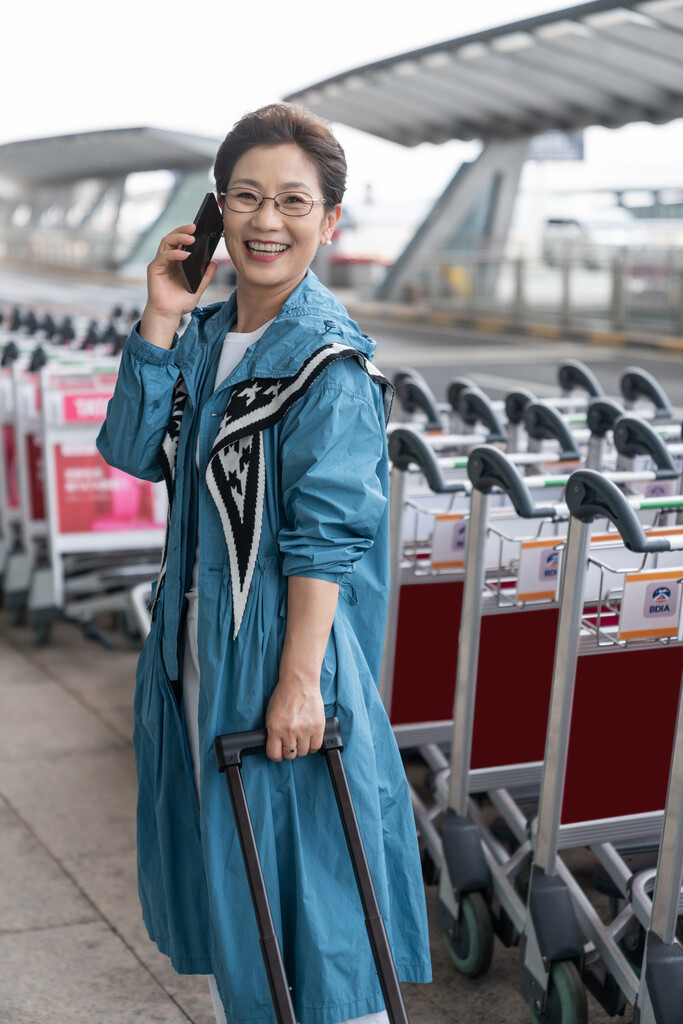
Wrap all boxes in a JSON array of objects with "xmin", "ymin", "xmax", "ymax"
[
  {"xmin": 534, "ymin": 515, "xmax": 592, "ymax": 873},
  {"xmin": 649, "ymin": 678, "xmax": 683, "ymax": 945},
  {"xmin": 448, "ymin": 486, "xmax": 488, "ymax": 816},
  {"xmin": 379, "ymin": 466, "xmax": 407, "ymax": 712}
]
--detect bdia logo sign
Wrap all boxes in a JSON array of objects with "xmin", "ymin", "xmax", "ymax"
[
  {"xmin": 538, "ymin": 549, "xmax": 560, "ymax": 581},
  {"xmin": 643, "ymin": 582, "xmax": 679, "ymax": 619},
  {"xmin": 452, "ymin": 522, "xmax": 467, "ymax": 552}
]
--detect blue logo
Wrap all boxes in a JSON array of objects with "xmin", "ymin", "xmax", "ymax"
[
  {"xmin": 538, "ymin": 548, "xmax": 560, "ymax": 581},
  {"xmin": 644, "ymin": 581, "xmax": 679, "ymax": 619}
]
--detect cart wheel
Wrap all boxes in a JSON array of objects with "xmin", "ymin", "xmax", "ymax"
[
  {"xmin": 531, "ymin": 961, "xmax": 587, "ymax": 1024},
  {"xmin": 446, "ymin": 892, "xmax": 494, "ymax": 978},
  {"xmin": 621, "ymin": 921, "xmax": 645, "ymax": 973},
  {"xmin": 33, "ymin": 622, "xmax": 52, "ymax": 646}
]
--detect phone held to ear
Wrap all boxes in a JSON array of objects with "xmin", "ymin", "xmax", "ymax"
[{"xmin": 180, "ymin": 193, "xmax": 224, "ymax": 293}]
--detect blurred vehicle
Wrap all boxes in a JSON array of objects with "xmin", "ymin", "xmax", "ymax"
[{"xmin": 541, "ymin": 207, "xmax": 645, "ymax": 269}]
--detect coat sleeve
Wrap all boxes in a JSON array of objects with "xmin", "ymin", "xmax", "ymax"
[
  {"xmin": 277, "ymin": 366, "xmax": 388, "ymax": 583},
  {"xmin": 96, "ymin": 325, "xmax": 180, "ymax": 482}
]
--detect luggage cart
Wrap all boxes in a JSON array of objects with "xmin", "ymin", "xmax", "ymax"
[
  {"xmin": 518, "ymin": 473, "xmax": 683, "ymax": 1024},
  {"xmin": 637, "ymin": 680, "xmax": 683, "ymax": 1024},
  {"xmin": 391, "ymin": 422, "xmax": 679, "ymax": 977},
  {"xmin": 27, "ymin": 361, "xmax": 166, "ymax": 642}
]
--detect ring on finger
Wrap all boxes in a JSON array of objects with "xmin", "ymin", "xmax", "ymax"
[{"xmin": 284, "ymin": 746, "xmax": 296, "ymax": 754}]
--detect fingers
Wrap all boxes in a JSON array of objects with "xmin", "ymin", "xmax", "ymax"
[{"xmin": 264, "ymin": 730, "xmax": 323, "ymax": 762}]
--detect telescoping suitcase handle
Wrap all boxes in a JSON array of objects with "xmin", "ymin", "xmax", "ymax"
[{"xmin": 214, "ymin": 718, "xmax": 410, "ymax": 1024}]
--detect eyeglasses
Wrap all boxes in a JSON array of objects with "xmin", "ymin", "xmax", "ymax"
[{"xmin": 220, "ymin": 187, "xmax": 328, "ymax": 218}]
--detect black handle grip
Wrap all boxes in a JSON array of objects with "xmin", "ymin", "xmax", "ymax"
[
  {"xmin": 467, "ymin": 446, "xmax": 557, "ymax": 518},
  {"xmin": 1, "ymin": 341, "xmax": 20, "ymax": 367},
  {"xmin": 392, "ymin": 367, "xmax": 442, "ymax": 431},
  {"xmin": 215, "ymin": 718, "xmax": 344, "ymax": 770},
  {"xmin": 28, "ymin": 345, "xmax": 48, "ymax": 373},
  {"xmin": 447, "ymin": 377, "xmax": 478, "ymax": 412},
  {"xmin": 613, "ymin": 416, "xmax": 678, "ymax": 478},
  {"xmin": 388, "ymin": 428, "xmax": 466, "ymax": 494},
  {"xmin": 458, "ymin": 388, "xmax": 507, "ymax": 443},
  {"xmin": 620, "ymin": 367, "xmax": 673, "ymax": 420},
  {"xmin": 586, "ymin": 398, "xmax": 624, "ymax": 438},
  {"xmin": 558, "ymin": 359, "xmax": 604, "ymax": 398},
  {"xmin": 566, "ymin": 471, "xmax": 671, "ymax": 552},
  {"xmin": 505, "ymin": 388, "xmax": 537, "ymax": 425},
  {"xmin": 524, "ymin": 402, "xmax": 582, "ymax": 462}
]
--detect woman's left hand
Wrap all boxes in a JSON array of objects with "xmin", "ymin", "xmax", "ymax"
[{"xmin": 264, "ymin": 673, "xmax": 326, "ymax": 761}]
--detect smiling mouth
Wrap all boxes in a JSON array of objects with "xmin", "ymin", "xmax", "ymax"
[{"xmin": 245, "ymin": 240, "xmax": 290, "ymax": 254}]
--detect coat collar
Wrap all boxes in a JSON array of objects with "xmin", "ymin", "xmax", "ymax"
[{"xmin": 174, "ymin": 270, "xmax": 376, "ymax": 401}]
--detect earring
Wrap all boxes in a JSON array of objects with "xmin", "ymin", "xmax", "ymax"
[{"xmin": 322, "ymin": 238, "xmax": 332, "ymax": 246}]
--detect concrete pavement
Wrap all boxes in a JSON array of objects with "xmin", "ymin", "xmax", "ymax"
[{"xmin": 0, "ymin": 613, "xmax": 625, "ymax": 1024}]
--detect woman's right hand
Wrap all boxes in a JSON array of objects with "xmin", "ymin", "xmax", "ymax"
[{"xmin": 140, "ymin": 224, "xmax": 220, "ymax": 349}]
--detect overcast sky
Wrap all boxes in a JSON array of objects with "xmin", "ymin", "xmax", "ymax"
[{"xmin": 4, "ymin": 0, "xmax": 683, "ymax": 207}]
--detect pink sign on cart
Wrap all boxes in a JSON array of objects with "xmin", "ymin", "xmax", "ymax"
[{"xmin": 53, "ymin": 444, "xmax": 165, "ymax": 534}]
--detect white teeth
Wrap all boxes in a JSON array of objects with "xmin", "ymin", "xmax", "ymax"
[{"xmin": 246, "ymin": 241, "xmax": 289, "ymax": 253}]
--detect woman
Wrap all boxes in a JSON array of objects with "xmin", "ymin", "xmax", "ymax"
[{"xmin": 98, "ymin": 103, "xmax": 431, "ymax": 1024}]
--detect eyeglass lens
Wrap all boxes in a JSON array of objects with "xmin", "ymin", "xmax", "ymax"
[{"xmin": 224, "ymin": 188, "xmax": 315, "ymax": 217}]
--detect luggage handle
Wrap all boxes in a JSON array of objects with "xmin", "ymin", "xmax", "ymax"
[
  {"xmin": 214, "ymin": 717, "xmax": 410, "ymax": 1024},
  {"xmin": 214, "ymin": 717, "xmax": 344, "ymax": 768}
]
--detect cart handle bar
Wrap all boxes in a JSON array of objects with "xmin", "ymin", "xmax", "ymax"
[
  {"xmin": 586, "ymin": 398, "xmax": 624, "ymax": 438},
  {"xmin": 389, "ymin": 428, "xmax": 467, "ymax": 494},
  {"xmin": 558, "ymin": 359, "xmax": 604, "ymax": 399},
  {"xmin": 620, "ymin": 367, "xmax": 673, "ymax": 420},
  {"xmin": 215, "ymin": 718, "xmax": 344, "ymax": 769},
  {"xmin": 468, "ymin": 446, "xmax": 557, "ymax": 519},
  {"xmin": 505, "ymin": 388, "xmax": 537, "ymax": 425},
  {"xmin": 458, "ymin": 387, "xmax": 507, "ymax": 444},
  {"xmin": 613, "ymin": 416, "xmax": 678, "ymax": 477},
  {"xmin": 392, "ymin": 367, "xmax": 442, "ymax": 432},
  {"xmin": 567, "ymin": 470, "xmax": 672, "ymax": 553},
  {"xmin": 523, "ymin": 402, "xmax": 582, "ymax": 462}
]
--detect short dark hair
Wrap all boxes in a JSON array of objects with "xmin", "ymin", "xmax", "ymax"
[{"xmin": 213, "ymin": 103, "xmax": 347, "ymax": 207}]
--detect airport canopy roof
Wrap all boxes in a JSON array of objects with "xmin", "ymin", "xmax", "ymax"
[
  {"xmin": 0, "ymin": 127, "xmax": 219, "ymax": 186},
  {"xmin": 285, "ymin": 0, "xmax": 683, "ymax": 147}
]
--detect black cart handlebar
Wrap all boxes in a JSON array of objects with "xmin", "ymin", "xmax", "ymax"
[
  {"xmin": 620, "ymin": 367, "xmax": 673, "ymax": 420},
  {"xmin": 523, "ymin": 402, "xmax": 582, "ymax": 462},
  {"xmin": 558, "ymin": 359, "xmax": 604, "ymax": 398},
  {"xmin": 566, "ymin": 471, "xmax": 672, "ymax": 553},
  {"xmin": 467, "ymin": 446, "xmax": 557, "ymax": 519},
  {"xmin": 388, "ymin": 428, "xmax": 467, "ymax": 494},
  {"xmin": 613, "ymin": 416, "xmax": 678, "ymax": 478}
]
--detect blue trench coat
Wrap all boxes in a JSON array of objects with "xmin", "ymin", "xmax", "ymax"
[{"xmin": 97, "ymin": 271, "xmax": 431, "ymax": 1024}]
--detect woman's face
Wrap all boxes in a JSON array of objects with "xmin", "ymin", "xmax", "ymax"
[{"xmin": 220, "ymin": 143, "xmax": 341, "ymax": 298}]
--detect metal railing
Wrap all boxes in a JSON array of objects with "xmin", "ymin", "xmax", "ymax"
[{"xmin": 418, "ymin": 247, "xmax": 683, "ymax": 335}]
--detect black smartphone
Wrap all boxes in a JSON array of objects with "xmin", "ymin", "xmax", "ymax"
[{"xmin": 180, "ymin": 193, "xmax": 224, "ymax": 293}]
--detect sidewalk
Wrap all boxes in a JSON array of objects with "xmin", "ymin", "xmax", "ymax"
[{"xmin": 0, "ymin": 614, "xmax": 620, "ymax": 1024}]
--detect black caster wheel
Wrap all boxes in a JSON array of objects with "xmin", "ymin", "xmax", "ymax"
[
  {"xmin": 531, "ymin": 961, "xmax": 587, "ymax": 1024},
  {"xmin": 446, "ymin": 891, "xmax": 494, "ymax": 978}
]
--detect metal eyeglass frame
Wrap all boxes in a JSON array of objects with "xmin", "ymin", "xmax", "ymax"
[{"xmin": 219, "ymin": 187, "xmax": 328, "ymax": 218}]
